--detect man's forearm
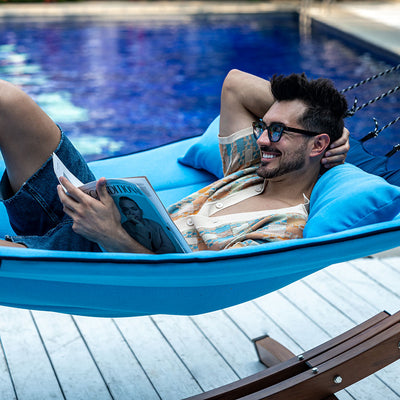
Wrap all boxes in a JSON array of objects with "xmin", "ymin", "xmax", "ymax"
[{"xmin": 219, "ymin": 69, "xmax": 275, "ymax": 137}]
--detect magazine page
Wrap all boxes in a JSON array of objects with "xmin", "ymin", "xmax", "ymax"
[
  {"xmin": 81, "ymin": 178, "xmax": 191, "ymax": 253},
  {"xmin": 53, "ymin": 152, "xmax": 84, "ymax": 189},
  {"xmin": 53, "ymin": 153, "xmax": 191, "ymax": 253}
]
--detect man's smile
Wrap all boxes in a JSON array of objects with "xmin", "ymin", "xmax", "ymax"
[
  {"xmin": 260, "ymin": 147, "xmax": 281, "ymax": 162},
  {"xmin": 261, "ymin": 152, "xmax": 279, "ymax": 159}
]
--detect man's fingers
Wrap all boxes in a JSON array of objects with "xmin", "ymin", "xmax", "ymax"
[
  {"xmin": 57, "ymin": 184, "xmax": 76, "ymax": 214},
  {"xmin": 330, "ymin": 128, "xmax": 350, "ymax": 148},
  {"xmin": 322, "ymin": 154, "xmax": 345, "ymax": 164},
  {"xmin": 325, "ymin": 146, "xmax": 348, "ymax": 158},
  {"xmin": 96, "ymin": 178, "xmax": 112, "ymax": 204},
  {"xmin": 59, "ymin": 176, "xmax": 83, "ymax": 201}
]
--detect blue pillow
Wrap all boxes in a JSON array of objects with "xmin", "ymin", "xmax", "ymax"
[
  {"xmin": 304, "ymin": 163, "xmax": 400, "ymax": 237},
  {"xmin": 178, "ymin": 116, "xmax": 223, "ymax": 178}
]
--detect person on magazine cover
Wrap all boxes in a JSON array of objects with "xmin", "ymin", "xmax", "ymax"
[
  {"xmin": 119, "ymin": 197, "xmax": 176, "ymax": 253},
  {"xmin": 0, "ymin": 70, "xmax": 349, "ymax": 253}
]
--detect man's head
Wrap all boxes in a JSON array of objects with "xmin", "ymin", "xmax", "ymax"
[
  {"xmin": 270, "ymin": 73, "xmax": 348, "ymax": 143},
  {"xmin": 119, "ymin": 197, "xmax": 143, "ymax": 222},
  {"xmin": 255, "ymin": 73, "xmax": 347, "ymax": 180}
]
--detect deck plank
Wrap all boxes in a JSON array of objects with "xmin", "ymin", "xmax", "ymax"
[
  {"xmin": 190, "ymin": 310, "xmax": 265, "ymax": 378},
  {"xmin": 114, "ymin": 315, "xmax": 201, "ymax": 400},
  {"xmin": 0, "ymin": 307, "xmax": 63, "ymax": 400},
  {"xmin": 351, "ymin": 258, "xmax": 400, "ymax": 303},
  {"xmin": 152, "ymin": 314, "xmax": 239, "ymax": 391},
  {"xmin": 74, "ymin": 315, "xmax": 159, "ymax": 400},
  {"xmin": 380, "ymin": 257, "xmax": 400, "ymax": 273},
  {"xmin": 255, "ymin": 290, "xmax": 331, "ymax": 350},
  {"xmin": 303, "ymin": 269, "xmax": 378, "ymax": 323},
  {"xmin": 279, "ymin": 279, "xmax": 355, "ymax": 336},
  {"xmin": 327, "ymin": 261, "xmax": 400, "ymax": 314},
  {"xmin": 0, "ymin": 337, "xmax": 16, "ymax": 400},
  {"xmin": 32, "ymin": 310, "xmax": 112, "ymax": 400},
  {"xmin": 224, "ymin": 300, "xmax": 303, "ymax": 354}
]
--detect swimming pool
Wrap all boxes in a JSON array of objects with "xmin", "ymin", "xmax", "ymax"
[{"xmin": 0, "ymin": 13, "xmax": 399, "ymax": 167}]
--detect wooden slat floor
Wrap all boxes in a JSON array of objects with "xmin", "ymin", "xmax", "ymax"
[{"xmin": 0, "ymin": 256, "xmax": 399, "ymax": 399}]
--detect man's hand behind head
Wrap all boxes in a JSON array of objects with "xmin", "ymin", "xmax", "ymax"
[{"xmin": 321, "ymin": 127, "xmax": 350, "ymax": 168}]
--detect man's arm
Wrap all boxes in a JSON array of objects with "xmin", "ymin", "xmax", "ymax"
[
  {"xmin": 219, "ymin": 69, "xmax": 274, "ymax": 137},
  {"xmin": 57, "ymin": 177, "xmax": 155, "ymax": 254}
]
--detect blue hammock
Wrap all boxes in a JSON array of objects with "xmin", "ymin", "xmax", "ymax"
[{"xmin": 0, "ymin": 117, "xmax": 399, "ymax": 317}]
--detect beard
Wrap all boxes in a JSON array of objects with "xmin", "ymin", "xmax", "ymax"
[{"xmin": 256, "ymin": 142, "xmax": 307, "ymax": 180}]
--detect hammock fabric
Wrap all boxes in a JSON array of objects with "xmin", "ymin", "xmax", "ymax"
[{"xmin": 0, "ymin": 118, "xmax": 399, "ymax": 317}]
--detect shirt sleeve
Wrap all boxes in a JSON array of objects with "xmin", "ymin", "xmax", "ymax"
[{"xmin": 218, "ymin": 127, "xmax": 261, "ymax": 176}]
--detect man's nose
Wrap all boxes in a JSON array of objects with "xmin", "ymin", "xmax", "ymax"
[{"xmin": 257, "ymin": 129, "xmax": 271, "ymax": 147}]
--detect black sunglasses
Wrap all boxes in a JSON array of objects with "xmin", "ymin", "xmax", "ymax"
[{"xmin": 252, "ymin": 120, "xmax": 320, "ymax": 142}]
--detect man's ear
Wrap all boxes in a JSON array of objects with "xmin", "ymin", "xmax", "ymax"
[{"xmin": 309, "ymin": 134, "xmax": 330, "ymax": 158}]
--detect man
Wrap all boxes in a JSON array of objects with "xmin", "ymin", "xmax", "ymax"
[
  {"xmin": 168, "ymin": 70, "xmax": 349, "ymax": 250},
  {"xmin": 0, "ymin": 69, "xmax": 349, "ymax": 252}
]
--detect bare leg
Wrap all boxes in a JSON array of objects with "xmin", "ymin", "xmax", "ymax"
[
  {"xmin": 0, "ymin": 239, "xmax": 26, "ymax": 248},
  {"xmin": 0, "ymin": 80, "xmax": 61, "ymax": 194}
]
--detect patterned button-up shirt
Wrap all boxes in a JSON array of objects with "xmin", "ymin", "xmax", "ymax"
[{"xmin": 168, "ymin": 127, "xmax": 308, "ymax": 251}]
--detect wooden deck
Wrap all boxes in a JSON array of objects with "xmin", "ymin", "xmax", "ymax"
[{"xmin": 0, "ymin": 255, "xmax": 399, "ymax": 399}]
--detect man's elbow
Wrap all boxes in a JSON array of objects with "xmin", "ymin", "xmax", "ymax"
[{"xmin": 221, "ymin": 69, "xmax": 245, "ymax": 100}]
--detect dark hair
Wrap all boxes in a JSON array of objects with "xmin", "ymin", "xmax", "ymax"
[
  {"xmin": 119, "ymin": 196, "xmax": 140, "ymax": 210},
  {"xmin": 270, "ymin": 73, "xmax": 348, "ymax": 143}
]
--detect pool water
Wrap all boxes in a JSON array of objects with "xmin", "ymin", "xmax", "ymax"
[{"xmin": 0, "ymin": 13, "xmax": 399, "ymax": 167}]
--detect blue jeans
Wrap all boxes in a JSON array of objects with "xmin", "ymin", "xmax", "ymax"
[{"xmin": 0, "ymin": 131, "xmax": 101, "ymax": 251}]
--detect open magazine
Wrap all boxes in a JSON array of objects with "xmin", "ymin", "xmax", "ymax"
[{"xmin": 53, "ymin": 153, "xmax": 192, "ymax": 253}]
